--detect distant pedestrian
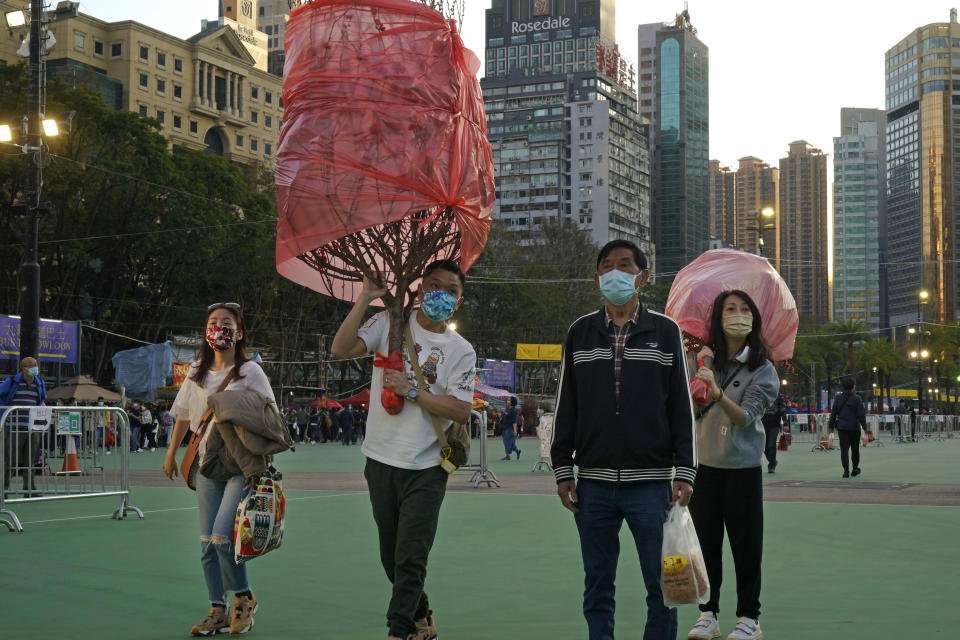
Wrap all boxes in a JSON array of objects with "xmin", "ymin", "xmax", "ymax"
[
  {"xmin": 0, "ymin": 357, "xmax": 47, "ymax": 495},
  {"xmin": 762, "ymin": 392, "xmax": 788, "ymax": 473},
  {"xmin": 499, "ymin": 396, "xmax": 522, "ymax": 461},
  {"xmin": 339, "ymin": 405, "xmax": 354, "ymax": 445},
  {"xmin": 297, "ymin": 406, "xmax": 310, "ymax": 443},
  {"xmin": 128, "ymin": 402, "xmax": 144, "ymax": 452},
  {"xmin": 828, "ymin": 377, "xmax": 867, "ymax": 478}
]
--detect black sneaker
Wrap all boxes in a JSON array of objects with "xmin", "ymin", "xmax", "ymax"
[
  {"xmin": 852, "ymin": 468, "xmax": 862, "ymax": 476},
  {"xmin": 842, "ymin": 471, "xmax": 850, "ymax": 478}
]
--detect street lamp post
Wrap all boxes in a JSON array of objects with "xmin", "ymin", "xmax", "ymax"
[
  {"xmin": 917, "ymin": 289, "xmax": 929, "ymax": 413},
  {"xmin": 748, "ymin": 207, "xmax": 776, "ymax": 257},
  {"xmin": 0, "ymin": 1, "xmax": 56, "ymax": 361}
]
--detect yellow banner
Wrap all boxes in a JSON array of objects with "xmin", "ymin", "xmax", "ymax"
[{"xmin": 516, "ymin": 344, "xmax": 562, "ymax": 361}]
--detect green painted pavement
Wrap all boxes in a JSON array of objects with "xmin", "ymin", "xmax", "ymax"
[
  {"xmin": 123, "ymin": 435, "xmax": 960, "ymax": 485},
  {"xmin": 0, "ymin": 485, "xmax": 955, "ymax": 638}
]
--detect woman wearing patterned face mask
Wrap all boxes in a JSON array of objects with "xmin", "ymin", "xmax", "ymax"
[
  {"xmin": 162, "ymin": 303, "xmax": 276, "ymax": 636},
  {"xmin": 685, "ymin": 290, "xmax": 779, "ymax": 640}
]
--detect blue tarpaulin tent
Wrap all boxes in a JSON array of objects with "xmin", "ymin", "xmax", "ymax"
[{"xmin": 111, "ymin": 342, "xmax": 174, "ymax": 401}]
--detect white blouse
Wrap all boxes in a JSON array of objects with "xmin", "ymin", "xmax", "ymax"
[{"xmin": 170, "ymin": 360, "xmax": 276, "ymax": 454}]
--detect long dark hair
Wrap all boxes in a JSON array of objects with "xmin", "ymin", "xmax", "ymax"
[
  {"xmin": 191, "ymin": 304, "xmax": 249, "ymax": 385},
  {"xmin": 707, "ymin": 290, "xmax": 771, "ymax": 372}
]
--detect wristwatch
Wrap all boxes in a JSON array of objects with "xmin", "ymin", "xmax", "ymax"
[{"xmin": 406, "ymin": 387, "xmax": 419, "ymax": 402}]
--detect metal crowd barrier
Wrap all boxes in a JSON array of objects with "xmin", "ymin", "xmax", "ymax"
[
  {"xmin": 457, "ymin": 410, "xmax": 499, "ymax": 488},
  {"xmin": 0, "ymin": 405, "xmax": 144, "ymax": 532},
  {"xmin": 784, "ymin": 412, "xmax": 960, "ymax": 450}
]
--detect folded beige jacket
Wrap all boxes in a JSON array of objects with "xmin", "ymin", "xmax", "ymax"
[{"xmin": 200, "ymin": 390, "xmax": 294, "ymax": 481}]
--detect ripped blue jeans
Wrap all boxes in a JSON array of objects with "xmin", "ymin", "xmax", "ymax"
[{"xmin": 196, "ymin": 472, "xmax": 249, "ymax": 605}]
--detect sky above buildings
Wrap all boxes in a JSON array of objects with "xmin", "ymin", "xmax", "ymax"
[{"xmin": 78, "ymin": 0, "xmax": 950, "ymax": 167}]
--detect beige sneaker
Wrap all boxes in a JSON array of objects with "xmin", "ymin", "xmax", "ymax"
[
  {"xmin": 414, "ymin": 610, "xmax": 439, "ymax": 640},
  {"xmin": 230, "ymin": 593, "xmax": 258, "ymax": 635},
  {"xmin": 191, "ymin": 605, "xmax": 230, "ymax": 636}
]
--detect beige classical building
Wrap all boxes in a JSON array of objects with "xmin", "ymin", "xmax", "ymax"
[
  {"xmin": 779, "ymin": 141, "xmax": 829, "ymax": 322},
  {"xmin": 735, "ymin": 156, "xmax": 779, "ymax": 264},
  {"xmin": 0, "ymin": 1, "xmax": 282, "ymax": 166}
]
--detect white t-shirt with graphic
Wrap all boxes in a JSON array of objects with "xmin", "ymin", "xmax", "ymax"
[
  {"xmin": 170, "ymin": 360, "xmax": 276, "ymax": 455},
  {"xmin": 358, "ymin": 311, "xmax": 476, "ymax": 470}
]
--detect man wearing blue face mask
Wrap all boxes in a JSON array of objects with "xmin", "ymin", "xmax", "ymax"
[
  {"xmin": 331, "ymin": 259, "xmax": 476, "ymax": 640},
  {"xmin": 1, "ymin": 357, "xmax": 47, "ymax": 496},
  {"xmin": 552, "ymin": 239, "xmax": 697, "ymax": 640}
]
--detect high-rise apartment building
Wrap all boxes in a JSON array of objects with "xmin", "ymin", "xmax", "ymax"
[
  {"xmin": 254, "ymin": 0, "xmax": 289, "ymax": 76},
  {"xmin": 779, "ymin": 141, "xmax": 829, "ymax": 322},
  {"xmin": 708, "ymin": 160, "xmax": 736, "ymax": 245},
  {"xmin": 636, "ymin": 22, "xmax": 659, "ymax": 143},
  {"xmin": 833, "ymin": 108, "xmax": 886, "ymax": 329},
  {"xmin": 884, "ymin": 11, "xmax": 960, "ymax": 327},
  {"xmin": 735, "ymin": 156, "xmax": 779, "ymax": 262},
  {"xmin": 481, "ymin": 0, "xmax": 652, "ymax": 260},
  {"xmin": 0, "ymin": 2, "xmax": 282, "ymax": 166},
  {"xmin": 644, "ymin": 11, "xmax": 709, "ymax": 279}
]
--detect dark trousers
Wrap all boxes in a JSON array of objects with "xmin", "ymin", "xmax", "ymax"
[
  {"xmin": 573, "ymin": 479, "xmax": 676, "ymax": 640},
  {"xmin": 689, "ymin": 465, "xmax": 763, "ymax": 620},
  {"xmin": 838, "ymin": 429, "xmax": 861, "ymax": 473},
  {"xmin": 502, "ymin": 428, "xmax": 520, "ymax": 456},
  {"xmin": 129, "ymin": 425, "xmax": 141, "ymax": 451},
  {"xmin": 762, "ymin": 422, "xmax": 779, "ymax": 468},
  {"xmin": 3, "ymin": 430, "xmax": 42, "ymax": 491},
  {"xmin": 364, "ymin": 457, "xmax": 448, "ymax": 638}
]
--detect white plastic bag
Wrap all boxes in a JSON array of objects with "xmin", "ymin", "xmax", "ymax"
[{"xmin": 660, "ymin": 505, "xmax": 710, "ymax": 606}]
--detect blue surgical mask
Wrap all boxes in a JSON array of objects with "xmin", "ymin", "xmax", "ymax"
[
  {"xmin": 421, "ymin": 289, "xmax": 458, "ymax": 322},
  {"xmin": 27, "ymin": 366, "xmax": 39, "ymax": 377},
  {"xmin": 598, "ymin": 269, "xmax": 639, "ymax": 306}
]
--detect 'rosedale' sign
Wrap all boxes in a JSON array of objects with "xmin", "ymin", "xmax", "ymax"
[{"xmin": 512, "ymin": 15, "xmax": 571, "ymax": 34}]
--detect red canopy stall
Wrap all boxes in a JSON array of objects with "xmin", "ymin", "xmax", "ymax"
[{"xmin": 340, "ymin": 389, "xmax": 371, "ymax": 407}]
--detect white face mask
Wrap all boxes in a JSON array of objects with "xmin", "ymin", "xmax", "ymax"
[{"xmin": 722, "ymin": 314, "xmax": 753, "ymax": 339}]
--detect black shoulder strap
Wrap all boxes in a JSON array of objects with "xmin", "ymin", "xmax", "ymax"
[{"xmin": 832, "ymin": 393, "xmax": 851, "ymax": 419}]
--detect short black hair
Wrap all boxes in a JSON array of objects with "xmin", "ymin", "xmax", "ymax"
[
  {"xmin": 423, "ymin": 259, "xmax": 465, "ymax": 287},
  {"xmin": 509, "ymin": 396, "xmax": 518, "ymax": 408},
  {"xmin": 842, "ymin": 376, "xmax": 855, "ymax": 390},
  {"xmin": 596, "ymin": 239, "xmax": 647, "ymax": 270}
]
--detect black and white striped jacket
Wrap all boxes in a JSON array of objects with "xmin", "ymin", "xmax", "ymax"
[{"xmin": 551, "ymin": 305, "xmax": 697, "ymax": 486}]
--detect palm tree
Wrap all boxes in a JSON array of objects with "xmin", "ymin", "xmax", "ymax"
[
  {"xmin": 830, "ymin": 320, "xmax": 871, "ymax": 376},
  {"xmin": 793, "ymin": 328, "xmax": 844, "ymax": 409},
  {"xmin": 925, "ymin": 324, "xmax": 960, "ymax": 412},
  {"xmin": 857, "ymin": 338, "xmax": 900, "ymax": 411}
]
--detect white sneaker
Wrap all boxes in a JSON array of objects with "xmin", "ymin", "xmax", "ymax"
[
  {"xmin": 726, "ymin": 617, "xmax": 762, "ymax": 640},
  {"xmin": 688, "ymin": 611, "xmax": 721, "ymax": 640}
]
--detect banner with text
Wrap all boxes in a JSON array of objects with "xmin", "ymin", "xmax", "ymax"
[
  {"xmin": 0, "ymin": 315, "xmax": 80, "ymax": 363},
  {"xmin": 516, "ymin": 344, "xmax": 562, "ymax": 361},
  {"xmin": 172, "ymin": 362, "xmax": 192, "ymax": 387},
  {"xmin": 482, "ymin": 359, "xmax": 515, "ymax": 387}
]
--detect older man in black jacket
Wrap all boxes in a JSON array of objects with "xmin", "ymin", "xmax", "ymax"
[
  {"xmin": 552, "ymin": 239, "xmax": 696, "ymax": 640},
  {"xmin": 829, "ymin": 376, "xmax": 867, "ymax": 478}
]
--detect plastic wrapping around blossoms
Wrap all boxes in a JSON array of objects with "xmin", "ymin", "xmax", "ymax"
[
  {"xmin": 274, "ymin": 0, "xmax": 495, "ymax": 303},
  {"xmin": 665, "ymin": 249, "xmax": 800, "ymax": 362}
]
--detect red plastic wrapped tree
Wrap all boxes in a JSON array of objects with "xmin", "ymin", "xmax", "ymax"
[{"xmin": 275, "ymin": 0, "xmax": 494, "ymax": 413}]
